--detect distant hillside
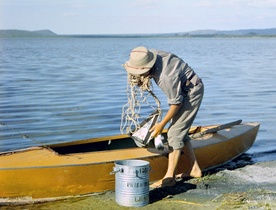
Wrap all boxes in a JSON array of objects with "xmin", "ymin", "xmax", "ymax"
[
  {"xmin": 0, "ymin": 29, "xmax": 57, "ymax": 38},
  {"xmin": 179, "ymin": 28, "xmax": 276, "ymax": 37},
  {"xmin": 0, "ymin": 28, "xmax": 275, "ymax": 38},
  {"xmin": 66, "ymin": 28, "xmax": 276, "ymax": 38}
]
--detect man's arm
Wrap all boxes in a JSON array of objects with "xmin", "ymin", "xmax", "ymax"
[{"xmin": 150, "ymin": 103, "xmax": 182, "ymax": 137}]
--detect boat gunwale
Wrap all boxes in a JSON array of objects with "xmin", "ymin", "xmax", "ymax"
[
  {"xmin": 0, "ymin": 122, "xmax": 258, "ymax": 156},
  {"xmin": 0, "ymin": 122, "xmax": 260, "ymax": 170}
]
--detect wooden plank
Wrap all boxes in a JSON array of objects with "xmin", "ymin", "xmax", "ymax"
[{"xmin": 191, "ymin": 120, "xmax": 242, "ymax": 138}]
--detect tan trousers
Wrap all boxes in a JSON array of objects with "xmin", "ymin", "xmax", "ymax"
[{"xmin": 167, "ymin": 78, "xmax": 204, "ymax": 150}]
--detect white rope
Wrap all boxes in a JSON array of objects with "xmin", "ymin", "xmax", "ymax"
[{"xmin": 120, "ymin": 74, "xmax": 162, "ymax": 135}]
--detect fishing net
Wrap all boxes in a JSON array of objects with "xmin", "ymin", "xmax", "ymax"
[{"xmin": 120, "ymin": 73, "xmax": 162, "ymax": 137}]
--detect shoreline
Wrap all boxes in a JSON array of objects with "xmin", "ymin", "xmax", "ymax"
[{"xmin": 2, "ymin": 154, "xmax": 275, "ymax": 209}]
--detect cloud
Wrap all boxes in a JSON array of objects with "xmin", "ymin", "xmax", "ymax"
[
  {"xmin": 62, "ymin": 12, "xmax": 76, "ymax": 17},
  {"xmin": 245, "ymin": 0, "xmax": 276, "ymax": 8},
  {"xmin": 219, "ymin": 0, "xmax": 276, "ymax": 9},
  {"xmin": 71, "ymin": 3, "xmax": 87, "ymax": 9},
  {"xmin": 129, "ymin": 0, "xmax": 160, "ymax": 9},
  {"xmin": 192, "ymin": 0, "xmax": 212, "ymax": 7}
]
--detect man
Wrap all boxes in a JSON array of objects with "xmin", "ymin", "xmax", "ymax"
[{"xmin": 123, "ymin": 46, "xmax": 204, "ymax": 188}]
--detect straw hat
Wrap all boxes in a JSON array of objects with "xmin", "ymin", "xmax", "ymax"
[{"xmin": 123, "ymin": 46, "xmax": 157, "ymax": 75}]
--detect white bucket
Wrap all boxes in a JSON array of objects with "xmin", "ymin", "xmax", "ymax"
[{"xmin": 112, "ymin": 160, "xmax": 150, "ymax": 207}]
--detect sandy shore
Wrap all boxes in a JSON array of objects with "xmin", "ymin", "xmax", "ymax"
[{"xmin": 2, "ymin": 154, "xmax": 276, "ymax": 209}]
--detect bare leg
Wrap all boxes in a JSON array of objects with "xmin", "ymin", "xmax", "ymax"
[
  {"xmin": 150, "ymin": 141, "xmax": 201, "ymax": 188},
  {"xmin": 150, "ymin": 150, "xmax": 181, "ymax": 188},
  {"xmin": 176, "ymin": 141, "xmax": 202, "ymax": 179}
]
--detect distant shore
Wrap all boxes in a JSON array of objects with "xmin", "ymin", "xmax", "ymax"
[{"xmin": 1, "ymin": 28, "xmax": 276, "ymax": 38}]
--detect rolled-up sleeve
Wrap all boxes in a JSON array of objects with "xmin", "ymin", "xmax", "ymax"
[{"xmin": 160, "ymin": 74, "xmax": 183, "ymax": 105}]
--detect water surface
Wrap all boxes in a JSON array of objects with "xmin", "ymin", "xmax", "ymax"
[{"xmin": 0, "ymin": 37, "xmax": 275, "ymax": 155}]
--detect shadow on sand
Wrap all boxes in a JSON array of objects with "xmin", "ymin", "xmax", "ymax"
[
  {"xmin": 149, "ymin": 182, "xmax": 197, "ymax": 204},
  {"xmin": 149, "ymin": 153, "xmax": 255, "ymax": 204}
]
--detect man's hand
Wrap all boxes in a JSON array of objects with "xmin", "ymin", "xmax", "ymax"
[{"xmin": 150, "ymin": 122, "xmax": 165, "ymax": 138}]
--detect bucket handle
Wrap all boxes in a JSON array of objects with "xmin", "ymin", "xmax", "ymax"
[{"xmin": 110, "ymin": 167, "xmax": 124, "ymax": 175}]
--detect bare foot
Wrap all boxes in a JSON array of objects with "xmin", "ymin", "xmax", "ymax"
[
  {"xmin": 176, "ymin": 170, "xmax": 202, "ymax": 180},
  {"xmin": 150, "ymin": 177, "xmax": 176, "ymax": 189}
]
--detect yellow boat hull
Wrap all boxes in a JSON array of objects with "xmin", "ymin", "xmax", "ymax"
[{"xmin": 0, "ymin": 122, "xmax": 260, "ymax": 201}]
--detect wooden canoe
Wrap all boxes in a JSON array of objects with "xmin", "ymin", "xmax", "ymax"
[{"xmin": 0, "ymin": 121, "xmax": 260, "ymax": 203}]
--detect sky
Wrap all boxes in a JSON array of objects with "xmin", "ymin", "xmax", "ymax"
[{"xmin": 0, "ymin": 0, "xmax": 275, "ymax": 35}]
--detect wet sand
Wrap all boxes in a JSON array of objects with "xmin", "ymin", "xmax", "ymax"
[{"xmin": 2, "ymin": 154, "xmax": 276, "ymax": 210}]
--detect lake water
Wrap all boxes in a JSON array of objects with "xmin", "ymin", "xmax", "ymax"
[{"xmin": 0, "ymin": 37, "xmax": 275, "ymax": 158}]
